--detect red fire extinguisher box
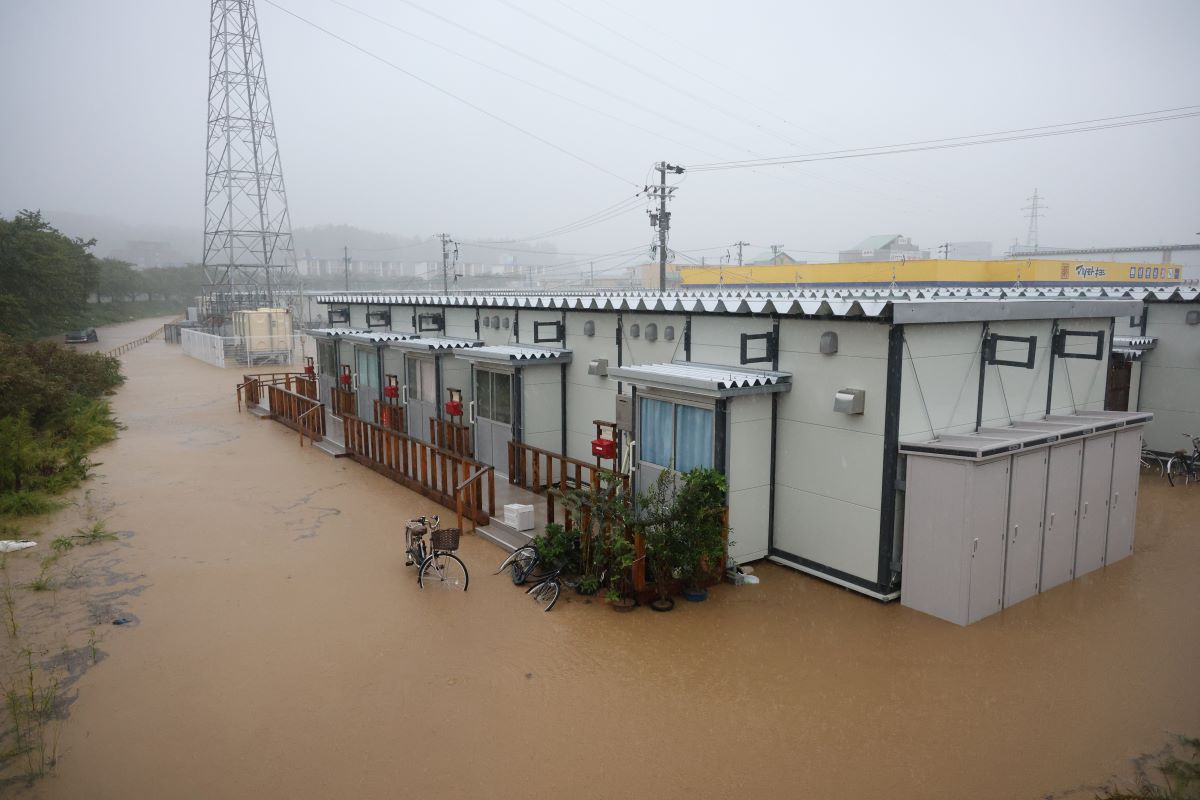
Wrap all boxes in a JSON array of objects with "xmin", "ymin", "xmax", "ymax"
[
  {"xmin": 591, "ymin": 437, "xmax": 616, "ymax": 459},
  {"xmin": 445, "ymin": 400, "xmax": 464, "ymax": 417},
  {"xmin": 383, "ymin": 385, "xmax": 399, "ymax": 399}
]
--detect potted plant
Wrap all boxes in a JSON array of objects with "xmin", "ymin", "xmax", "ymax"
[
  {"xmin": 674, "ymin": 467, "xmax": 728, "ymax": 602},
  {"xmin": 637, "ymin": 467, "xmax": 683, "ymax": 612},
  {"xmin": 554, "ymin": 470, "xmax": 634, "ymax": 602}
]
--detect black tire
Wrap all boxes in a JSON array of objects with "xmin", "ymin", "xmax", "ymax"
[
  {"xmin": 1166, "ymin": 457, "xmax": 1184, "ymax": 487},
  {"xmin": 419, "ymin": 552, "xmax": 469, "ymax": 591},
  {"xmin": 510, "ymin": 547, "xmax": 538, "ymax": 585},
  {"xmin": 530, "ymin": 580, "xmax": 560, "ymax": 612}
]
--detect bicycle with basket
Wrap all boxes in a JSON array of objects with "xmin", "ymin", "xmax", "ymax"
[{"xmin": 405, "ymin": 515, "xmax": 469, "ymax": 590}]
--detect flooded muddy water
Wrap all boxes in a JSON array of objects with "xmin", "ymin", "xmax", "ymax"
[{"xmin": 14, "ymin": 322, "xmax": 1200, "ymax": 798}]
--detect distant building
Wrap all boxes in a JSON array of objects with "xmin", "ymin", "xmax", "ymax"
[
  {"xmin": 839, "ymin": 234, "xmax": 929, "ymax": 263},
  {"xmin": 110, "ymin": 240, "xmax": 189, "ymax": 269},
  {"xmin": 750, "ymin": 249, "xmax": 802, "ymax": 266},
  {"xmin": 945, "ymin": 241, "xmax": 993, "ymax": 260}
]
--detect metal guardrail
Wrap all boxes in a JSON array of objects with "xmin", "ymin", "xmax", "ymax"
[{"xmin": 104, "ymin": 320, "xmax": 174, "ymax": 357}]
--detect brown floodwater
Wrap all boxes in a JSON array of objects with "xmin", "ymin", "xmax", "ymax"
[{"xmin": 8, "ymin": 317, "xmax": 1199, "ymax": 799}]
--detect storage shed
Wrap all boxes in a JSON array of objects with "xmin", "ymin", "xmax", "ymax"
[{"xmin": 899, "ymin": 410, "xmax": 1150, "ymax": 625}]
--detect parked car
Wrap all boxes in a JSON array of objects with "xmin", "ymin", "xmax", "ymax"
[{"xmin": 64, "ymin": 328, "xmax": 99, "ymax": 344}]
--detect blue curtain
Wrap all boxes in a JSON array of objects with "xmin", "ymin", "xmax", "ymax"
[
  {"xmin": 639, "ymin": 398, "xmax": 674, "ymax": 467},
  {"xmin": 674, "ymin": 404, "xmax": 713, "ymax": 472}
]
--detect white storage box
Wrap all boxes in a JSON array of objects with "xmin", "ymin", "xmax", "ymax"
[{"xmin": 503, "ymin": 503, "xmax": 535, "ymax": 532}]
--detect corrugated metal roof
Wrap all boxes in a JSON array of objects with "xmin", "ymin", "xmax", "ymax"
[
  {"xmin": 342, "ymin": 330, "xmax": 418, "ymax": 343},
  {"xmin": 306, "ymin": 327, "xmax": 368, "ymax": 337},
  {"xmin": 454, "ymin": 344, "xmax": 571, "ymax": 365},
  {"xmin": 388, "ymin": 336, "xmax": 482, "ymax": 351},
  {"xmin": 312, "ymin": 286, "xmax": 1196, "ymax": 322},
  {"xmin": 607, "ymin": 361, "xmax": 791, "ymax": 398},
  {"xmin": 1113, "ymin": 335, "xmax": 1157, "ymax": 351}
]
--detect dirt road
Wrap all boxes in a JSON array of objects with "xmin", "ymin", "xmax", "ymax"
[{"xmin": 14, "ymin": 321, "xmax": 1200, "ymax": 799}]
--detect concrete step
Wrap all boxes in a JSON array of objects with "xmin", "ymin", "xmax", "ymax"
[
  {"xmin": 312, "ymin": 438, "xmax": 348, "ymax": 458},
  {"xmin": 248, "ymin": 405, "xmax": 271, "ymax": 418},
  {"xmin": 475, "ymin": 518, "xmax": 535, "ymax": 553}
]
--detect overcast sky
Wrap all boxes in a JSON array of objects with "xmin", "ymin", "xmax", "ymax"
[{"xmin": 1, "ymin": 0, "xmax": 1197, "ymax": 267}]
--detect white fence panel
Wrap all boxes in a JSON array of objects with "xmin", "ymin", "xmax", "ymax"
[{"xmin": 181, "ymin": 328, "xmax": 226, "ymax": 368}]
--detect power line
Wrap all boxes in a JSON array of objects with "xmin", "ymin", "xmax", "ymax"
[
  {"xmin": 685, "ymin": 105, "xmax": 1200, "ymax": 171},
  {"xmin": 322, "ymin": 0, "xmax": 729, "ymax": 163},
  {"xmin": 384, "ymin": 0, "xmax": 756, "ymax": 158},
  {"xmin": 261, "ymin": 0, "xmax": 638, "ymax": 188}
]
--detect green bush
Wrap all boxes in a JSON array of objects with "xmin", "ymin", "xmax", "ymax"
[{"xmin": 0, "ymin": 336, "xmax": 122, "ymax": 517}]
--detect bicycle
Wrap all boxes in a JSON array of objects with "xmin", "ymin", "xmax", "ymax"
[
  {"xmin": 405, "ymin": 515, "xmax": 469, "ymax": 591},
  {"xmin": 495, "ymin": 545, "xmax": 561, "ymax": 612},
  {"xmin": 1166, "ymin": 435, "xmax": 1200, "ymax": 487},
  {"xmin": 1140, "ymin": 442, "xmax": 1165, "ymax": 477}
]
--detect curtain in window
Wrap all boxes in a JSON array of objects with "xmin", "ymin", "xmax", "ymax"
[
  {"xmin": 639, "ymin": 397, "xmax": 673, "ymax": 467},
  {"xmin": 493, "ymin": 372, "xmax": 512, "ymax": 424},
  {"xmin": 356, "ymin": 348, "xmax": 379, "ymax": 387},
  {"xmin": 674, "ymin": 404, "xmax": 713, "ymax": 472}
]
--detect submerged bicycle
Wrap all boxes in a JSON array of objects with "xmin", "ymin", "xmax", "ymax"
[
  {"xmin": 405, "ymin": 515, "xmax": 469, "ymax": 591},
  {"xmin": 495, "ymin": 545, "xmax": 561, "ymax": 612},
  {"xmin": 1166, "ymin": 435, "xmax": 1200, "ymax": 487}
]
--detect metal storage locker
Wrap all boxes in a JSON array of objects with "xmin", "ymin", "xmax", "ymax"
[
  {"xmin": 1040, "ymin": 440, "xmax": 1083, "ymax": 592},
  {"xmin": 1003, "ymin": 450, "xmax": 1048, "ymax": 607},
  {"xmin": 1074, "ymin": 433, "xmax": 1114, "ymax": 578},
  {"xmin": 900, "ymin": 453, "xmax": 1008, "ymax": 626},
  {"xmin": 1105, "ymin": 428, "xmax": 1142, "ymax": 564}
]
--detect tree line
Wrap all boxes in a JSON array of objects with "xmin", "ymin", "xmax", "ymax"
[{"xmin": 0, "ymin": 210, "xmax": 203, "ymax": 338}]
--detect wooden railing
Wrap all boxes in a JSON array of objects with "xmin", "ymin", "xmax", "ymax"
[
  {"xmin": 430, "ymin": 418, "xmax": 472, "ymax": 457},
  {"xmin": 456, "ymin": 464, "xmax": 495, "ymax": 534},
  {"xmin": 330, "ymin": 386, "xmax": 356, "ymax": 418},
  {"xmin": 266, "ymin": 384, "xmax": 326, "ymax": 446},
  {"xmin": 238, "ymin": 372, "xmax": 315, "ymax": 411},
  {"xmin": 508, "ymin": 440, "xmax": 629, "ymax": 528},
  {"xmin": 341, "ymin": 414, "xmax": 495, "ymax": 525},
  {"xmin": 372, "ymin": 399, "xmax": 406, "ymax": 432}
]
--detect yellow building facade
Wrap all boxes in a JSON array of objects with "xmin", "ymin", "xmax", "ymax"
[{"xmin": 679, "ymin": 258, "xmax": 1184, "ymax": 288}]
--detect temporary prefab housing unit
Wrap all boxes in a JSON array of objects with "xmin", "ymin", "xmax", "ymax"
[{"xmin": 312, "ymin": 287, "xmax": 1150, "ymax": 616}]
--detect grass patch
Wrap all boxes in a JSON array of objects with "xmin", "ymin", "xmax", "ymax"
[
  {"xmin": 1100, "ymin": 735, "xmax": 1200, "ymax": 799},
  {"xmin": 72, "ymin": 521, "xmax": 115, "ymax": 545},
  {"xmin": 69, "ymin": 299, "xmax": 183, "ymax": 329},
  {"xmin": 0, "ymin": 493, "xmax": 62, "ymax": 519}
]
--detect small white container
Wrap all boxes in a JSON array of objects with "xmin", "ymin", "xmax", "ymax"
[{"xmin": 503, "ymin": 503, "xmax": 535, "ymax": 532}]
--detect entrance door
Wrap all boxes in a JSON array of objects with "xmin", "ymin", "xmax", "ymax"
[
  {"xmin": 354, "ymin": 346, "xmax": 380, "ymax": 420},
  {"xmin": 405, "ymin": 355, "xmax": 437, "ymax": 442},
  {"xmin": 1105, "ymin": 356, "xmax": 1133, "ymax": 411},
  {"xmin": 473, "ymin": 368, "xmax": 513, "ymax": 475},
  {"xmin": 316, "ymin": 340, "xmax": 337, "ymax": 407},
  {"xmin": 636, "ymin": 396, "xmax": 714, "ymax": 497}
]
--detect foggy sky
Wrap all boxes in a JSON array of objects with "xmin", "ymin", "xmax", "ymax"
[{"xmin": 1, "ymin": 0, "xmax": 1198, "ymax": 268}]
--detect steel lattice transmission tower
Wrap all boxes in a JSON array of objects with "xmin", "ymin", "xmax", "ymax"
[
  {"xmin": 202, "ymin": 0, "xmax": 297, "ymax": 327},
  {"xmin": 1022, "ymin": 188, "xmax": 1047, "ymax": 251}
]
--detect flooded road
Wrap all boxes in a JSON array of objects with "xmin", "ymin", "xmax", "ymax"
[{"xmin": 18, "ymin": 323, "xmax": 1200, "ymax": 799}]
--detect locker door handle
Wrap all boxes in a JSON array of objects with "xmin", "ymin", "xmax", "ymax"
[
  {"xmin": 1113, "ymin": 493, "xmax": 1119, "ymax": 508},
  {"xmin": 971, "ymin": 537, "xmax": 979, "ymax": 556},
  {"xmin": 468, "ymin": 400, "xmax": 476, "ymax": 425},
  {"xmin": 1048, "ymin": 512, "xmax": 1055, "ymax": 529},
  {"xmin": 1083, "ymin": 501, "xmax": 1088, "ymax": 517},
  {"xmin": 1013, "ymin": 524, "xmax": 1018, "ymax": 539}
]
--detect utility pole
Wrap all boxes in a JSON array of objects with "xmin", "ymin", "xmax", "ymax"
[
  {"xmin": 344, "ymin": 245, "xmax": 351, "ymax": 291},
  {"xmin": 590, "ymin": 261, "xmax": 594, "ymax": 287},
  {"xmin": 647, "ymin": 161, "xmax": 684, "ymax": 292},
  {"xmin": 736, "ymin": 241, "xmax": 749, "ymax": 268},
  {"xmin": 770, "ymin": 244, "xmax": 784, "ymax": 263},
  {"xmin": 437, "ymin": 233, "xmax": 453, "ymax": 294},
  {"xmin": 938, "ymin": 242, "xmax": 951, "ymax": 259},
  {"xmin": 1023, "ymin": 189, "xmax": 1047, "ymax": 251}
]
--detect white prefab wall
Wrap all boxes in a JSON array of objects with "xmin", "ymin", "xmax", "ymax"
[
  {"xmin": 727, "ymin": 393, "xmax": 773, "ymax": 562},
  {"xmin": 443, "ymin": 307, "xmax": 477, "ymax": 340},
  {"xmin": 772, "ymin": 319, "xmax": 890, "ymax": 583},
  {"xmin": 1130, "ymin": 304, "xmax": 1200, "ymax": 453},
  {"xmin": 521, "ymin": 364, "xmax": 563, "ymax": 454},
  {"xmin": 563, "ymin": 313, "xmax": 620, "ymax": 462},
  {"xmin": 899, "ymin": 318, "xmax": 1110, "ymax": 439}
]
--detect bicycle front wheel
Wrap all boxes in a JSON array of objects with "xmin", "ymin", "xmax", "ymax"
[
  {"xmin": 1166, "ymin": 457, "xmax": 1184, "ymax": 487},
  {"xmin": 530, "ymin": 579, "xmax": 560, "ymax": 612},
  {"xmin": 419, "ymin": 552, "xmax": 469, "ymax": 591}
]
